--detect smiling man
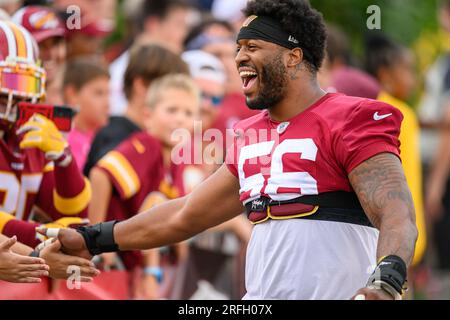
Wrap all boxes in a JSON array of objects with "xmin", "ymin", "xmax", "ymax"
[{"xmin": 41, "ymin": 0, "xmax": 417, "ymax": 300}]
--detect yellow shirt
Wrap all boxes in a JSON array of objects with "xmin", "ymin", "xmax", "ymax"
[
  {"xmin": 378, "ymin": 91, "xmax": 426, "ymax": 266},
  {"xmin": 413, "ymin": 29, "xmax": 450, "ymax": 79}
]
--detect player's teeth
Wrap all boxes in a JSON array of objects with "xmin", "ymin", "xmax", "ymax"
[{"xmin": 240, "ymin": 71, "xmax": 257, "ymax": 78}]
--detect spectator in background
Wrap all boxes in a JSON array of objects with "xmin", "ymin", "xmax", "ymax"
[
  {"xmin": 320, "ymin": 24, "xmax": 380, "ymax": 99},
  {"xmin": 84, "ymin": 44, "xmax": 189, "ymax": 177},
  {"xmin": 211, "ymin": 0, "xmax": 247, "ymax": 33},
  {"xmin": 184, "ymin": 17, "xmax": 259, "ymax": 131},
  {"xmin": 51, "ymin": 0, "xmax": 114, "ymax": 61},
  {"xmin": 427, "ymin": 117, "xmax": 450, "ymax": 269},
  {"xmin": 45, "ymin": 66, "xmax": 65, "ymax": 105},
  {"xmin": 52, "ymin": 0, "xmax": 117, "ymax": 30},
  {"xmin": 419, "ymin": 0, "xmax": 450, "ymax": 270},
  {"xmin": 109, "ymin": 0, "xmax": 199, "ymax": 115},
  {"xmin": 12, "ymin": 6, "xmax": 67, "ymax": 104},
  {"xmin": 184, "ymin": 18, "xmax": 238, "ymax": 99},
  {"xmin": 181, "ymin": 50, "xmax": 251, "ymax": 299},
  {"xmin": 364, "ymin": 32, "xmax": 426, "ymax": 268},
  {"xmin": 64, "ymin": 19, "xmax": 113, "ymax": 61},
  {"xmin": 365, "ymin": 33, "xmax": 416, "ymax": 103},
  {"xmin": 89, "ymin": 74, "xmax": 200, "ymax": 299},
  {"xmin": 413, "ymin": 0, "xmax": 450, "ymax": 78},
  {"xmin": 136, "ymin": 0, "xmax": 198, "ymax": 54},
  {"xmin": 418, "ymin": 0, "xmax": 450, "ymax": 167},
  {"xmin": 182, "ymin": 49, "xmax": 227, "ymax": 183},
  {"xmin": 63, "ymin": 58, "xmax": 110, "ymax": 170}
]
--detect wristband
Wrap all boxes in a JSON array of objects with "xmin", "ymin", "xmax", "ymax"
[
  {"xmin": 143, "ymin": 267, "xmax": 163, "ymax": 284},
  {"xmin": 366, "ymin": 255, "xmax": 407, "ymax": 299},
  {"xmin": 77, "ymin": 221, "xmax": 119, "ymax": 256}
]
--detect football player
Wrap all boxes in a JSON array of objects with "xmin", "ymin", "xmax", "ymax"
[
  {"xmin": 41, "ymin": 0, "xmax": 418, "ymax": 300},
  {"xmin": 0, "ymin": 21, "xmax": 91, "ymax": 247}
]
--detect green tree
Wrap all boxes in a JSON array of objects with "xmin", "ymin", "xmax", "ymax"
[{"xmin": 311, "ymin": 0, "xmax": 440, "ymax": 55}]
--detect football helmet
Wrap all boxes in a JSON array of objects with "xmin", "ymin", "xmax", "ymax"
[{"xmin": 0, "ymin": 20, "xmax": 46, "ymax": 124}]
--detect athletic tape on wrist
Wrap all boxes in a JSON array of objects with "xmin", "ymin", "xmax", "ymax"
[{"xmin": 77, "ymin": 220, "xmax": 119, "ymax": 256}]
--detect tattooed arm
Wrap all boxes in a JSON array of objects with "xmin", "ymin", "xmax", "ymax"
[
  {"xmin": 349, "ymin": 153, "xmax": 418, "ymax": 265},
  {"xmin": 348, "ymin": 153, "xmax": 418, "ymax": 300}
]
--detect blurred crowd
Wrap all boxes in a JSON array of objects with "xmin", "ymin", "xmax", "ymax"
[{"xmin": 0, "ymin": 0, "xmax": 450, "ymax": 299}]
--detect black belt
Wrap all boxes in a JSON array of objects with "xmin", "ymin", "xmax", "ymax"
[{"xmin": 244, "ymin": 192, "xmax": 373, "ymax": 227}]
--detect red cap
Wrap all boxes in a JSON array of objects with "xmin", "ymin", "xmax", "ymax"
[{"xmin": 12, "ymin": 6, "xmax": 66, "ymax": 43}]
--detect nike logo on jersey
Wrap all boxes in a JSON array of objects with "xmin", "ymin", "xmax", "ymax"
[{"xmin": 373, "ymin": 112, "xmax": 392, "ymax": 121}]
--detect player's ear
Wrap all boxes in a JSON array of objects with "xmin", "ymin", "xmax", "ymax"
[{"xmin": 287, "ymin": 48, "xmax": 303, "ymax": 69}]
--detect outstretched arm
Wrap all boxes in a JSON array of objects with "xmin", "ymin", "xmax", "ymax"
[
  {"xmin": 39, "ymin": 164, "xmax": 244, "ymax": 258},
  {"xmin": 114, "ymin": 164, "xmax": 243, "ymax": 250},
  {"xmin": 349, "ymin": 153, "xmax": 418, "ymax": 300}
]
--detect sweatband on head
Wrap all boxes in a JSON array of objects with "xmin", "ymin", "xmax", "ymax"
[{"xmin": 237, "ymin": 15, "xmax": 313, "ymax": 63}]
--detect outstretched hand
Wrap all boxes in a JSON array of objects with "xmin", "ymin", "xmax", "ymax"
[
  {"xmin": 39, "ymin": 238, "xmax": 100, "ymax": 281},
  {"xmin": 36, "ymin": 227, "xmax": 92, "ymax": 260},
  {"xmin": 0, "ymin": 236, "xmax": 49, "ymax": 283}
]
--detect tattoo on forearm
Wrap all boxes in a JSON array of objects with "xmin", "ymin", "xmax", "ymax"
[
  {"xmin": 349, "ymin": 153, "xmax": 414, "ymax": 227},
  {"xmin": 349, "ymin": 153, "xmax": 417, "ymax": 263}
]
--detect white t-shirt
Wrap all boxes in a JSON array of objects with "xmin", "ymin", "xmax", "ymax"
[
  {"xmin": 243, "ymin": 219, "xmax": 378, "ymax": 300},
  {"xmin": 418, "ymin": 54, "xmax": 450, "ymax": 164}
]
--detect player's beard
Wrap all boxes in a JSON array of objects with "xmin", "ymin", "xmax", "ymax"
[{"xmin": 246, "ymin": 52, "xmax": 289, "ymax": 110}]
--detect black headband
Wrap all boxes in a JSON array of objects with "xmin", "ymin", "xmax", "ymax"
[{"xmin": 237, "ymin": 15, "xmax": 313, "ymax": 64}]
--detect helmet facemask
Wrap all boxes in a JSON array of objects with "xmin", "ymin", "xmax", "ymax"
[{"xmin": 0, "ymin": 56, "xmax": 46, "ymax": 126}]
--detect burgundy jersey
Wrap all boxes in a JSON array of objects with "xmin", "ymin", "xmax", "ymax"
[
  {"xmin": 97, "ymin": 131, "xmax": 186, "ymax": 269},
  {"xmin": 97, "ymin": 131, "xmax": 164, "ymax": 221},
  {"xmin": 226, "ymin": 93, "xmax": 403, "ymax": 204},
  {"xmin": 0, "ymin": 136, "xmax": 49, "ymax": 221},
  {"xmin": 97, "ymin": 131, "xmax": 187, "ymax": 221},
  {"xmin": 0, "ymin": 133, "xmax": 90, "ymax": 247}
]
